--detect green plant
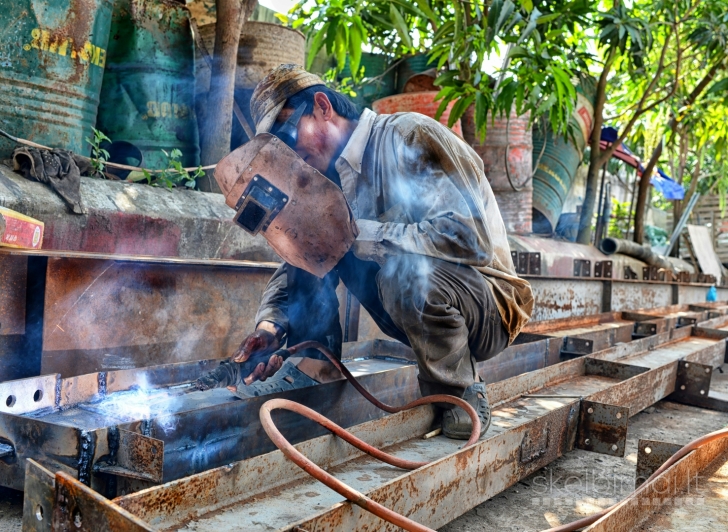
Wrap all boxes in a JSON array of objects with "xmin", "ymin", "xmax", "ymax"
[
  {"xmin": 608, "ymin": 198, "xmax": 632, "ymax": 239},
  {"xmin": 85, "ymin": 128, "xmax": 111, "ymax": 177},
  {"xmin": 141, "ymin": 149, "xmax": 203, "ymax": 190}
]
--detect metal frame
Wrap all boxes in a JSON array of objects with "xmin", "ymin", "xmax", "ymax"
[{"xmin": 22, "ymin": 314, "xmax": 728, "ymax": 531}]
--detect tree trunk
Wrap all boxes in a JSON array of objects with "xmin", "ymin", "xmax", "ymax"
[
  {"xmin": 198, "ymin": 0, "xmax": 258, "ymax": 193},
  {"xmin": 633, "ymin": 60, "xmax": 724, "ymax": 243},
  {"xmin": 577, "ymin": 49, "xmax": 616, "ymax": 244}
]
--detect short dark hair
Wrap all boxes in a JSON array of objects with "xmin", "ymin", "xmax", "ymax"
[{"xmin": 284, "ymin": 85, "xmax": 360, "ymax": 120}]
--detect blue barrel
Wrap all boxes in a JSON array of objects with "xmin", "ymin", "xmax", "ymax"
[
  {"xmin": 0, "ymin": 0, "xmax": 114, "ymax": 158},
  {"xmin": 96, "ymin": 0, "xmax": 199, "ymax": 169},
  {"xmin": 532, "ymin": 78, "xmax": 597, "ymax": 233}
]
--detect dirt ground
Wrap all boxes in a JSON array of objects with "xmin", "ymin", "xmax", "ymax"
[{"xmin": 2, "ymin": 368, "xmax": 727, "ymax": 531}]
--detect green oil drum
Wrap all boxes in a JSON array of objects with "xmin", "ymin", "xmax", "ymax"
[
  {"xmin": 532, "ymin": 78, "xmax": 597, "ymax": 234},
  {"xmin": 0, "ymin": 0, "xmax": 114, "ymax": 158},
  {"xmin": 96, "ymin": 0, "xmax": 199, "ymax": 169}
]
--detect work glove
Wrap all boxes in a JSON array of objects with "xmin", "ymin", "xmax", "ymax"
[{"xmin": 195, "ymin": 328, "xmax": 287, "ymax": 391}]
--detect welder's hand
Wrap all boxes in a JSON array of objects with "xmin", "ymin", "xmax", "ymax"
[
  {"xmin": 244, "ymin": 353, "xmax": 285, "ymax": 385},
  {"xmin": 231, "ymin": 328, "xmax": 280, "ymax": 363}
]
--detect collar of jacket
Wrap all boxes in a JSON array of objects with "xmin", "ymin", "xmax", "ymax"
[{"xmin": 337, "ymin": 108, "xmax": 377, "ymax": 175}]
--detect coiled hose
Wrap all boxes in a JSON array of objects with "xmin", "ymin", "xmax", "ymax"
[{"xmin": 258, "ymin": 341, "xmax": 481, "ymax": 532}]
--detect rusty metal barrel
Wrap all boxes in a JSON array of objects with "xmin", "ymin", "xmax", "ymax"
[
  {"xmin": 0, "ymin": 0, "xmax": 114, "ymax": 158},
  {"xmin": 96, "ymin": 0, "xmax": 199, "ymax": 169},
  {"xmin": 532, "ymin": 78, "xmax": 597, "ymax": 233},
  {"xmin": 195, "ymin": 21, "xmax": 305, "ymax": 148},
  {"xmin": 462, "ymin": 107, "xmax": 533, "ymax": 233}
]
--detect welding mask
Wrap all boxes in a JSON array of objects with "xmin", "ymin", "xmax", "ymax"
[{"xmin": 214, "ymin": 134, "xmax": 358, "ymax": 278}]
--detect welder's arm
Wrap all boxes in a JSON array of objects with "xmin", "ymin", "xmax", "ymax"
[{"xmin": 352, "ymin": 123, "xmax": 493, "ymax": 266}]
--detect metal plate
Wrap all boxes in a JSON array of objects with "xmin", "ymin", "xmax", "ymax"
[
  {"xmin": 0, "ymin": 374, "xmax": 58, "ymax": 415},
  {"xmin": 584, "ymin": 358, "xmax": 650, "ymax": 381},
  {"xmin": 94, "ymin": 429, "xmax": 164, "ymax": 483},
  {"xmin": 22, "ymin": 459, "xmax": 55, "ymax": 532},
  {"xmin": 575, "ymin": 400, "xmax": 629, "ymax": 456},
  {"xmin": 672, "ymin": 360, "xmax": 712, "ymax": 399},
  {"xmin": 635, "ymin": 439, "xmax": 683, "ymax": 488}
]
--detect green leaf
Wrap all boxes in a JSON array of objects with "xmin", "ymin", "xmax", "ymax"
[
  {"xmin": 390, "ymin": 4, "xmax": 413, "ymax": 49},
  {"xmin": 306, "ymin": 23, "xmax": 329, "ymax": 70},
  {"xmin": 414, "ymin": 0, "xmax": 437, "ymax": 26},
  {"xmin": 507, "ymin": 45, "xmax": 529, "ymax": 59},
  {"xmin": 517, "ymin": 6, "xmax": 541, "ymax": 44},
  {"xmin": 518, "ymin": 0, "xmax": 533, "ymax": 12},
  {"xmin": 349, "ymin": 20, "xmax": 363, "ymax": 79},
  {"xmin": 707, "ymin": 78, "xmax": 728, "ymax": 96},
  {"xmin": 448, "ymin": 94, "xmax": 475, "ymax": 128},
  {"xmin": 334, "ymin": 23, "xmax": 347, "ymax": 71},
  {"xmin": 536, "ymin": 13, "xmax": 561, "ymax": 25}
]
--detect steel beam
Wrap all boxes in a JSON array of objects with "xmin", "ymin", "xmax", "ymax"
[{"xmin": 27, "ymin": 323, "xmax": 728, "ymax": 531}]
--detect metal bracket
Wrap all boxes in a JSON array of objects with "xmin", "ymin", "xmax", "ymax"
[
  {"xmin": 632, "ymin": 321, "xmax": 657, "ymax": 339},
  {"xmin": 22, "ymin": 459, "xmax": 55, "ymax": 532},
  {"xmin": 573, "ymin": 259, "xmax": 591, "ymax": 277},
  {"xmin": 585, "ymin": 358, "xmax": 650, "ymax": 381},
  {"xmin": 671, "ymin": 360, "xmax": 712, "ymax": 400},
  {"xmin": 519, "ymin": 425, "xmax": 550, "ymax": 464},
  {"xmin": 93, "ymin": 429, "xmax": 164, "ymax": 484},
  {"xmin": 512, "ymin": 252, "xmax": 541, "ymax": 276},
  {"xmin": 52, "ymin": 471, "xmax": 154, "ymax": 531},
  {"xmin": 635, "ymin": 439, "xmax": 683, "ymax": 488},
  {"xmin": 676, "ymin": 271, "xmax": 691, "ymax": 283},
  {"xmin": 594, "ymin": 260, "xmax": 613, "ymax": 279},
  {"xmin": 676, "ymin": 316, "xmax": 698, "ymax": 328},
  {"xmin": 560, "ymin": 337, "xmax": 594, "ymax": 360},
  {"xmin": 575, "ymin": 400, "xmax": 629, "ymax": 456},
  {"xmin": 623, "ymin": 266, "xmax": 638, "ymax": 280}
]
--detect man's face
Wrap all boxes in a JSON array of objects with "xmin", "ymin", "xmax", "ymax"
[{"xmin": 275, "ymin": 92, "xmax": 342, "ymax": 175}]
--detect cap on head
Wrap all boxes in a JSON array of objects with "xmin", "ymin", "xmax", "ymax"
[{"xmin": 250, "ymin": 64, "xmax": 325, "ymax": 135}]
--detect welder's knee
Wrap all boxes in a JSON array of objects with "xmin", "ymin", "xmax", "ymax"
[{"xmin": 376, "ymin": 254, "xmax": 441, "ymax": 320}]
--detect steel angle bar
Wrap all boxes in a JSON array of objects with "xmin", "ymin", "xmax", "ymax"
[
  {"xmin": 635, "ymin": 439, "xmax": 683, "ymax": 488},
  {"xmin": 93, "ymin": 429, "xmax": 164, "ymax": 483},
  {"xmin": 585, "ymin": 433, "xmax": 728, "ymax": 531},
  {"xmin": 22, "ymin": 459, "xmax": 55, "ymax": 532}
]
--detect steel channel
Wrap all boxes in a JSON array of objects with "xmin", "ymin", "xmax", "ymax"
[
  {"xmin": 33, "ymin": 324, "xmax": 726, "ymax": 531},
  {"xmin": 585, "ymin": 433, "xmax": 728, "ymax": 531}
]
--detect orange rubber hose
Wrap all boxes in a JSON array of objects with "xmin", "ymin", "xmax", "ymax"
[
  {"xmin": 541, "ymin": 426, "xmax": 728, "ymax": 532},
  {"xmin": 259, "ymin": 341, "xmax": 482, "ymax": 532}
]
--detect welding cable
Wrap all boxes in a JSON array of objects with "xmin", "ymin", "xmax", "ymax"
[
  {"xmin": 540, "ymin": 426, "xmax": 728, "ymax": 532},
  {"xmin": 258, "ymin": 340, "xmax": 482, "ymax": 532}
]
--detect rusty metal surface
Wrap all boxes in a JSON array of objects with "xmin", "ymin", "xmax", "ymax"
[
  {"xmin": 19, "ymin": 320, "xmax": 728, "ymax": 531},
  {"xmin": 635, "ymin": 439, "xmax": 683, "ymax": 488},
  {"xmin": 52, "ymin": 472, "xmax": 154, "ymax": 532},
  {"xmin": 41, "ymin": 257, "xmax": 272, "ymax": 377},
  {"xmin": 672, "ymin": 360, "xmax": 713, "ymax": 400},
  {"xmin": 0, "ymin": 254, "xmax": 27, "ymax": 336},
  {"xmin": 94, "ymin": 429, "xmax": 164, "ymax": 483},
  {"xmin": 22, "ymin": 459, "xmax": 55, "ymax": 532},
  {"xmin": 575, "ymin": 400, "xmax": 629, "ymax": 456},
  {"xmin": 586, "ymin": 434, "xmax": 728, "ymax": 531}
]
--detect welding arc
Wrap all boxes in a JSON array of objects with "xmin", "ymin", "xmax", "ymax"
[
  {"xmin": 541, "ymin": 426, "xmax": 728, "ymax": 532},
  {"xmin": 259, "ymin": 340, "xmax": 482, "ymax": 532}
]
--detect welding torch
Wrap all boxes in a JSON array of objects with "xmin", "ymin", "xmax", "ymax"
[{"xmin": 191, "ymin": 348, "xmax": 293, "ymax": 392}]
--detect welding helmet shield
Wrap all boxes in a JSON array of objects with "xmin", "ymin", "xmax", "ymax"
[{"xmin": 214, "ymin": 134, "xmax": 358, "ymax": 278}]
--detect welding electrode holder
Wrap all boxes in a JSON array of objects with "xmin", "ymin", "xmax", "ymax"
[{"xmin": 194, "ymin": 348, "xmax": 293, "ymax": 391}]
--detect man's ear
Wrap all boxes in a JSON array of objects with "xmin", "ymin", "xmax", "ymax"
[{"xmin": 313, "ymin": 92, "xmax": 334, "ymax": 121}]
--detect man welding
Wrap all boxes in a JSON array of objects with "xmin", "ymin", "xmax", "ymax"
[{"xmin": 196, "ymin": 64, "xmax": 533, "ymax": 440}]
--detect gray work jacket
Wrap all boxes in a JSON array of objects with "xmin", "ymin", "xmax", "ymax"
[{"xmin": 256, "ymin": 109, "xmax": 534, "ymax": 343}]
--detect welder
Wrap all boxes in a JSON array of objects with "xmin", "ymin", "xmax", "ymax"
[{"xmin": 196, "ymin": 64, "xmax": 534, "ymax": 440}]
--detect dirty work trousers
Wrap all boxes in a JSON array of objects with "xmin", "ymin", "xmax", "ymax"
[{"xmin": 285, "ymin": 252, "xmax": 509, "ymax": 398}]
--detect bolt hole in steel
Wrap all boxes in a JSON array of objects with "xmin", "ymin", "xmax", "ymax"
[
  {"xmin": 587, "ymin": 407, "xmax": 594, "ymax": 414},
  {"xmin": 73, "ymin": 510, "xmax": 82, "ymax": 528},
  {"xmin": 645, "ymin": 446, "xmax": 652, "ymax": 454},
  {"xmin": 35, "ymin": 505, "xmax": 43, "ymax": 521},
  {"xmin": 680, "ymin": 385, "xmax": 686, "ymax": 390},
  {"xmin": 611, "ymin": 444, "xmax": 618, "ymax": 451},
  {"xmin": 33, "ymin": 389, "xmax": 43, "ymax": 402},
  {"xmin": 584, "ymin": 438, "xmax": 590, "ymax": 445},
  {"xmin": 706, "ymin": 368, "xmax": 711, "ymax": 373},
  {"xmin": 700, "ymin": 390, "xmax": 706, "ymax": 395},
  {"xmin": 685, "ymin": 363, "xmax": 690, "ymax": 368},
  {"xmin": 616, "ymin": 412, "xmax": 622, "ymax": 419},
  {"xmin": 151, "ymin": 446, "xmax": 157, "ymax": 455},
  {"xmin": 5, "ymin": 395, "xmax": 15, "ymax": 408}
]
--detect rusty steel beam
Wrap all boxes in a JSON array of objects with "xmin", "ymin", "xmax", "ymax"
[
  {"xmin": 26, "ymin": 322, "xmax": 728, "ymax": 531},
  {"xmin": 585, "ymin": 433, "xmax": 728, "ymax": 531}
]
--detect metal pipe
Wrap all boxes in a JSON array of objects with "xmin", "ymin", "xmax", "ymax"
[
  {"xmin": 665, "ymin": 192, "xmax": 700, "ymax": 257},
  {"xmin": 599, "ymin": 236, "xmax": 673, "ymax": 270}
]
